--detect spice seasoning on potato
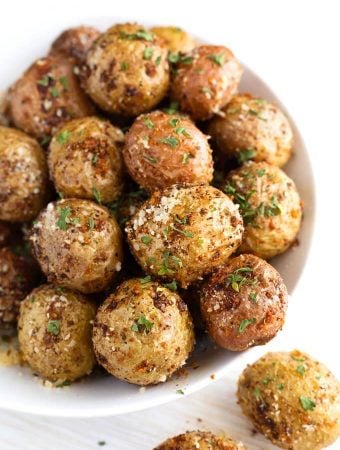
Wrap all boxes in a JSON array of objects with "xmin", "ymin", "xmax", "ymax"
[{"xmin": 154, "ymin": 430, "xmax": 247, "ymax": 450}]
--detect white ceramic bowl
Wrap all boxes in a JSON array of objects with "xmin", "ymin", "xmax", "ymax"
[{"xmin": 0, "ymin": 18, "xmax": 315, "ymax": 418}]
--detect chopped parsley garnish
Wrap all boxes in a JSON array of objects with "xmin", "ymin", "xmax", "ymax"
[
  {"xmin": 91, "ymin": 153, "xmax": 98, "ymax": 166},
  {"xmin": 278, "ymin": 383, "xmax": 284, "ymax": 390},
  {"xmin": 56, "ymin": 206, "xmax": 72, "ymax": 230},
  {"xmin": 238, "ymin": 318, "xmax": 256, "ymax": 334},
  {"xmin": 237, "ymin": 148, "xmax": 257, "ymax": 163},
  {"xmin": 171, "ymin": 225, "xmax": 194, "ymax": 238},
  {"xmin": 264, "ymin": 196, "xmax": 281, "ymax": 217},
  {"xmin": 227, "ymin": 267, "xmax": 254, "ymax": 292},
  {"xmin": 56, "ymin": 130, "xmax": 71, "ymax": 145},
  {"xmin": 174, "ymin": 215, "xmax": 189, "ymax": 225},
  {"xmin": 253, "ymin": 387, "xmax": 261, "ymax": 400},
  {"xmin": 37, "ymin": 75, "xmax": 51, "ymax": 86},
  {"xmin": 163, "ymin": 281, "xmax": 177, "ymax": 291},
  {"xmin": 207, "ymin": 54, "xmax": 225, "ymax": 66},
  {"xmin": 120, "ymin": 61, "xmax": 128, "ymax": 71},
  {"xmin": 119, "ymin": 29, "xmax": 154, "ymax": 41},
  {"xmin": 88, "ymin": 216, "xmax": 95, "ymax": 230},
  {"xmin": 292, "ymin": 355, "xmax": 305, "ymax": 362},
  {"xmin": 249, "ymin": 292, "xmax": 257, "ymax": 302},
  {"xmin": 141, "ymin": 235, "xmax": 152, "ymax": 245},
  {"xmin": 92, "ymin": 187, "xmax": 102, "ymax": 204},
  {"xmin": 143, "ymin": 154, "xmax": 158, "ymax": 164},
  {"xmin": 249, "ymin": 109, "xmax": 267, "ymax": 121},
  {"xmin": 164, "ymin": 102, "xmax": 179, "ymax": 114},
  {"xmin": 158, "ymin": 251, "xmax": 182, "ymax": 275},
  {"xmin": 40, "ymin": 135, "xmax": 51, "ymax": 146},
  {"xmin": 59, "ymin": 76, "xmax": 68, "ymax": 90},
  {"xmin": 47, "ymin": 320, "xmax": 60, "ymax": 336},
  {"xmin": 169, "ymin": 117, "xmax": 180, "ymax": 127},
  {"xmin": 51, "ymin": 86, "xmax": 60, "ymax": 98},
  {"xmin": 296, "ymin": 365, "xmax": 306, "ymax": 376},
  {"xmin": 299, "ymin": 396, "xmax": 316, "ymax": 411},
  {"xmin": 182, "ymin": 152, "xmax": 192, "ymax": 165},
  {"xmin": 159, "ymin": 136, "xmax": 179, "ymax": 147},
  {"xmin": 257, "ymin": 168, "xmax": 266, "ymax": 177},
  {"xmin": 175, "ymin": 126, "xmax": 191, "ymax": 138},
  {"xmin": 139, "ymin": 275, "xmax": 152, "ymax": 285},
  {"xmin": 143, "ymin": 47, "xmax": 153, "ymax": 60},
  {"xmin": 155, "ymin": 55, "xmax": 162, "ymax": 65},
  {"xmin": 168, "ymin": 52, "xmax": 180, "ymax": 63},
  {"xmin": 131, "ymin": 315, "xmax": 154, "ymax": 333},
  {"xmin": 97, "ymin": 441, "xmax": 106, "ymax": 447},
  {"xmin": 176, "ymin": 389, "xmax": 185, "ymax": 395},
  {"xmin": 262, "ymin": 377, "xmax": 271, "ymax": 385},
  {"xmin": 144, "ymin": 117, "xmax": 155, "ymax": 129},
  {"xmin": 201, "ymin": 86, "xmax": 213, "ymax": 95},
  {"xmin": 181, "ymin": 55, "xmax": 193, "ymax": 64}
]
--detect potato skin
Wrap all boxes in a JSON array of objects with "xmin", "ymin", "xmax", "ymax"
[
  {"xmin": 50, "ymin": 26, "xmax": 101, "ymax": 64},
  {"xmin": 170, "ymin": 45, "xmax": 243, "ymax": 121},
  {"xmin": 123, "ymin": 110, "xmax": 213, "ymax": 191},
  {"xmin": 237, "ymin": 350, "xmax": 340, "ymax": 450},
  {"xmin": 126, "ymin": 184, "xmax": 243, "ymax": 288},
  {"xmin": 48, "ymin": 116, "xmax": 124, "ymax": 203},
  {"xmin": 30, "ymin": 198, "xmax": 123, "ymax": 293},
  {"xmin": 18, "ymin": 284, "xmax": 96, "ymax": 382},
  {"xmin": 150, "ymin": 26, "xmax": 196, "ymax": 53},
  {"xmin": 92, "ymin": 278, "xmax": 195, "ymax": 385},
  {"xmin": 0, "ymin": 126, "xmax": 48, "ymax": 222},
  {"xmin": 224, "ymin": 162, "xmax": 302, "ymax": 259},
  {"xmin": 200, "ymin": 254, "xmax": 288, "ymax": 351},
  {"xmin": 207, "ymin": 94, "xmax": 293, "ymax": 167},
  {"xmin": 0, "ymin": 247, "xmax": 40, "ymax": 331},
  {"xmin": 83, "ymin": 23, "xmax": 169, "ymax": 116},
  {"xmin": 154, "ymin": 430, "xmax": 246, "ymax": 450},
  {"xmin": 8, "ymin": 55, "xmax": 95, "ymax": 139}
]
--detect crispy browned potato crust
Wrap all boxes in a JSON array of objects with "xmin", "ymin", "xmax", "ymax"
[
  {"xmin": 0, "ymin": 126, "xmax": 48, "ymax": 222},
  {"xmin": 48, "ymin": 116, "xmax": 124, "ymax": 203},
  {"xmin": 151, "ymin": 26, "xmax": 197, "ymax": 53},
  {"xmin": 126, "ymin": 184, "xmax": 244, "ymax": 288},
  {"xmin": 8, "ymin": 55, "xmax": 95, "ymax": 139},
  {"xmin": 154, "ymin": 430, "xmax": 246, "ymax": 449},
  {"xmin": 83, "ymin": 23, "xmax": 169, "ymax": 116},
  {"xmin": 123, "ymin": 110, "xmax": 213, "ymax": 191},
  {"xmin": 170, "ymin": 45, "xmax": 243, "ymax": 121},
  {"xmin": 30, "ymin": 198, "xmax": 123, "ymax": 293},
  {"xmin": 92, "ymin": 278, "xmax": 194, "ymax": 385},
  {"xmin": 237, "ymin": 350, "xmax": 340, "ymax": 450},
  {"xmin": 18, "ymin": 284, "xmax": 96, "ymax": 382},
  {"xmin": 200, "ymin": 254, "xmax": 288, "ymax": 351}
]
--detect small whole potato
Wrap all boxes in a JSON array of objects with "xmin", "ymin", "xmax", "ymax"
[
  {"xmin": 207, "ymin": 94, "xmax": 293, "ymax": 167},
  {"xmin": 0, "ymin": 247, "xmax": 40, "ymax": 331},
  {"xmin": 18, "ymin": 284, "xmax": 96, "ymax": 382},
  {"xmin": 50, "ymin": 26, "xmax": 101, "ymax": 64},
  {"xmin": 126, "ymin": 184, "xmax": 244, "ymax": 288},
  {"xmin": 150, "ymin": 26, "xmax": 196, "ymax": 54},
  {"xmin": 0, "ymin": 126, "xmax": 48, "ymax": 222},
  {"xmin": 83, "ymin": 23, "xmax": 169, "ymax": 116},
  {"xmin": 154, "ymin": 430, "xmax": 246, "ymax": 450},
  {"xmin": 237, "ymin": 350, "xmax": 340, "ymax": 450},
  {"xmin": 170, "ymin": 45, "xmax": 243, "ymax": 121},
  {"xmin": 48, "ymin": 116, "xmax": 125, "ymax": 203},
  {"xmin": 92, "ymin": 278, "xmax": 195, "ymax": 385},
  {"xmin": 224, "ymin": 162, "xmax": 302, "ymax": 259},
  {"xmin": 30, "ymin": 198, "xmax": 123, "ymax": 293},
  {"xmin": 123, "ymin": 110, "xmax": 213, "ymax": 191},
  {"xmin": 200, "ymin": 254, "xmax": 288, "ymax": 351},
  {"xmin": 8, "ymin": 55, "xmax": 95, "ymax": 139}
]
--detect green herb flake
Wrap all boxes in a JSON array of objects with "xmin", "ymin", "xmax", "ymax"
[
  {"xmin": 144, "ymin": 117, "xmax": 155, "ymax": 129},
  {"xmin": 143, "ymin": 154, "xmax": 158, "ymax": 164},
  {"xmin": 97, "ymin": 441, "xmax": 106, "ymax": 447},
  {"xmin": 227, "ymin": 267, "xmax": 254, "ymax": 292},
  {"xmin": 139, "ymin": 275, "xmax": 152, "ymax": 285},
  {"xmin": 264, "ymin": 196, "xmax": 281, "ymax": 217},
  {"xmin": 143, "ymin": 47, "xmax": 153, "ymax": 60},
  {"xmin": 120, "ymin": 30, "xmax": 154, "ymax": 41},
  {"xmin": 91, "ymin": 153, "xmax": 98, "ymax": 166},
  {"xmin": 257, "ymin": 169, "xmax": 266, "ymax": 177},
  {"xmin": 169, "ymin": 117, "xmax": 180, "ymax": 127},
  {"xmin": 56, "ymin": 380, "xmax": 71, "ymax": 388},
  {"xmin": 171, "ymin": 225, "xmax": 194, "ymax": 238},
  {"xmin": 155, "ymin": 55, "xmax": 162, "ymax": 66},
  {"xmin": 59, "ymin": 76, "xmax": 68, "ymax": 90},
  {"xmin": 201, "ymin": 86, "xmax": 213, "ymax": 95},
  {"xmin": 37, "ymin": 75, "xmax": 51, "ymax": 86},
  {"xmin": 92, "ymin": 187, "xmax": 102, "ymax": 204},
  {"xmin": 176, "ymin": 389, "xmax": 185, "ymax": 395},
  {"xmin": 168, "ymin": 52, "xmax": 180, "ymax": 64},
  {"xmin": 159, "ymin": 136, "xmax": 179, "ymax": 147},
  {"xmin": 51, "ymin": 86, "xmax": 60, "ymax": 98},
  {"xmin": 164, "ymin": 281, "xmax": 177, "ymax": 291},
  {"xmin": 88, "ymin": 216, "xmax": 95, "ymax": 230},
  {"xmin": 120, "ymin": 61, "xmax": 129, "ymax": 71},
  {"xmin": 56, "ymin": 130, "xmax": 71, "ymax": 145},
  {"xmin": 141, "ymin": 235, "xmax": 152, "ymax": 245},
  {"xmin": 292, "ymin": 355, "xmax": 305, "ymax": 362},
  {"xmin": 253, "ymin": 387, "xmax": 261, "ymax": 400},
  {"xmin": 249, "ymin": 109, "xmax": 267, "ymax": 121},
  {"xmin": 40, "ymin": 135, "xmax": 51, "ymax": 146},
  {"xmin": 237, "ymin": 148, "xmax": 257, "ymax": 163},
  {"xmin": 175, "ymin": 126, "xmax": 191, "ymax": 138},
  {"xmin": 238, "ymin": 318, "xmax": 256, "ymax": 334},
  {"xmin": 47, "ymin": 320, "xmax": 60, "ymax": 336},
  {"xmin": 262, "ymin": 377, "xmax": 271, "ymax": 385},
  {"xmin": 296, "ymin": 365, "xmax": 306, "ymax": 376},
  {"xmin": 164, "ymin": 102, "xmax": 179, "ymax": 114},
  {"xmin": 182, "ymin": 152, "xmax": 192, "ymax": 165},
  {"xmin": 249, "ymin": 292, "xmax": 257, "ymax": 303},
  {"xmin": 207, "ymin": 54, "xmax": 225, "ymax": 66},
  {"xmin": 300, "ymin": 396, "xmax": 316, "ymax": 411},
  {"xmin": 131, "ymin": 315, "xmax": 154, "ymax": 333},
  {"xmin": 278, "ymin": 383, "xmax": 284, "ymax": 390},
  {"xmin": 56, "ymin": 206, "xmax": 72, "ymax": 231}
]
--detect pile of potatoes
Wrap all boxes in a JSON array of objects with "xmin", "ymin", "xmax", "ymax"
[{"xmin": 1, "ymin": 22, "xmax": 304, "ymax": 388}]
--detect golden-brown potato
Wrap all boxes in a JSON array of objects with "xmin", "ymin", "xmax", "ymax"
[
  {"xmin": 0, "ymin": 247, "xmax": 40, "ymax": 331},
  {"xmin": 83, "ymin": 23, "xmax": 169, "ymax": 116},
  {"xmin": 170, "ymin": 45, "xmax": 243, "ymax": 121},
  {"xmin": 200, "ymin": 254, "xmax": 288, "ymax": 351},
  {"xmin": 30, "ymin": 198, "xmax": 123, "ymax": 293},
  {"xmin": 0, "ymin": 90, "xmax": 9, "ymax": 126},
  {"xmin": 50, "ymin": 26, "xmax": 101, "ymax": 64},
  {"xmin": 154, "ymin": 431, "xmax": 246, "ymax": 450},
  {"xmin": 151, "ymin": 26, "xmax": 196, "ymax": 54},
  {"xmin": 48, "ymin": 116, "xmax": 124, "ymax": 203},
  {"xmin": 0, "ymin": 126, "xmax": 48, "ymax": 222},
  {"xmin": 8, "ymin": 55, "xmax": 95, "ymax": 139},
  {"xmin": 126, "ymin": 185, "xmax": 244, "ymax": 288},
  {"xmin": 224, "ymin": 162, "xmax": 302, "ymax": 259},
  {"xmin": 123, "ymin": 110, "xmax": 213, "ymax": 191},
  {"xmin": 237, "ymin": 350, "xmax": 340, "ymax": 450},
  {"xmin": 93, "ymin": 278, "xmax": 195, "ymax": 385},
  {"xmin": 207, "ymin": 94, "xmax": 293, "ymax": 167},
  {"xmin": 18, "ymin": 284, "xmax": 96, "ymax": 383}
]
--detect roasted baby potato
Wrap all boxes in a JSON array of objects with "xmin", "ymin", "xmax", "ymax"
[
  {"xmin": 200, "ymin": 254, "xmax": 288, "ymax": 351},
  {"xmin": 0, "ymin": 126, "xmax": 48, "ymax": 222},
  {"xmin": 150, "ymin": 26, "xmax": 196, "ymax": 54},
  {"xmin": 224, "ymin": 162, "xmax": 302, "ymax": 259},
  {"xmin": 8, "ymin": 55, "xmax": 95, "ymax": 139},
  {"xmin": 237, "ymin": 350, "xmax": 340, "ymax": 450},
  {"xmin": 92, "ymin": 278, "xmax": 194, "ymax": 385},
  {"xmin": 83, "ymin": 23, "xmax": 169, "ymax": 116},
  {"xmin": 123, "ymin": 110, "xmax": 213, "ymax": 191},
  {"xmin": 154, "ymin": 430, "xmax": 246, "ymax": 450},
  {"xmin": 48, "ymin": 116, "xmax": 124, "ymax": 203},
  {"xmin": 18, "ymin": 284, "xmax": 96, "ymax": 382},
  {"xmin": 30, "ymin": 198, "xmax": 123, "ymax": 293},
  {"xmin": 207, "ymin": 94, "xmax": 293, "ymax": 167},
  {"xmin": 126, "ymin": 184, "xmax": 244, "ymax": 288},
  {"xmin": 170, "ymin": 45, "xmax": 243, "ymax": 121}
]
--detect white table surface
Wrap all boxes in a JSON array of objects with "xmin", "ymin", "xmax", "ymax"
[{"xmin": 1, "ymin": 0, "xmax": 340, "ymax": 448}]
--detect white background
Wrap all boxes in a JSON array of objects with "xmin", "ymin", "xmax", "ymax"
[{"xmin": 1, "ymin": 0, "xmax": 339, "ymax": 448}]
